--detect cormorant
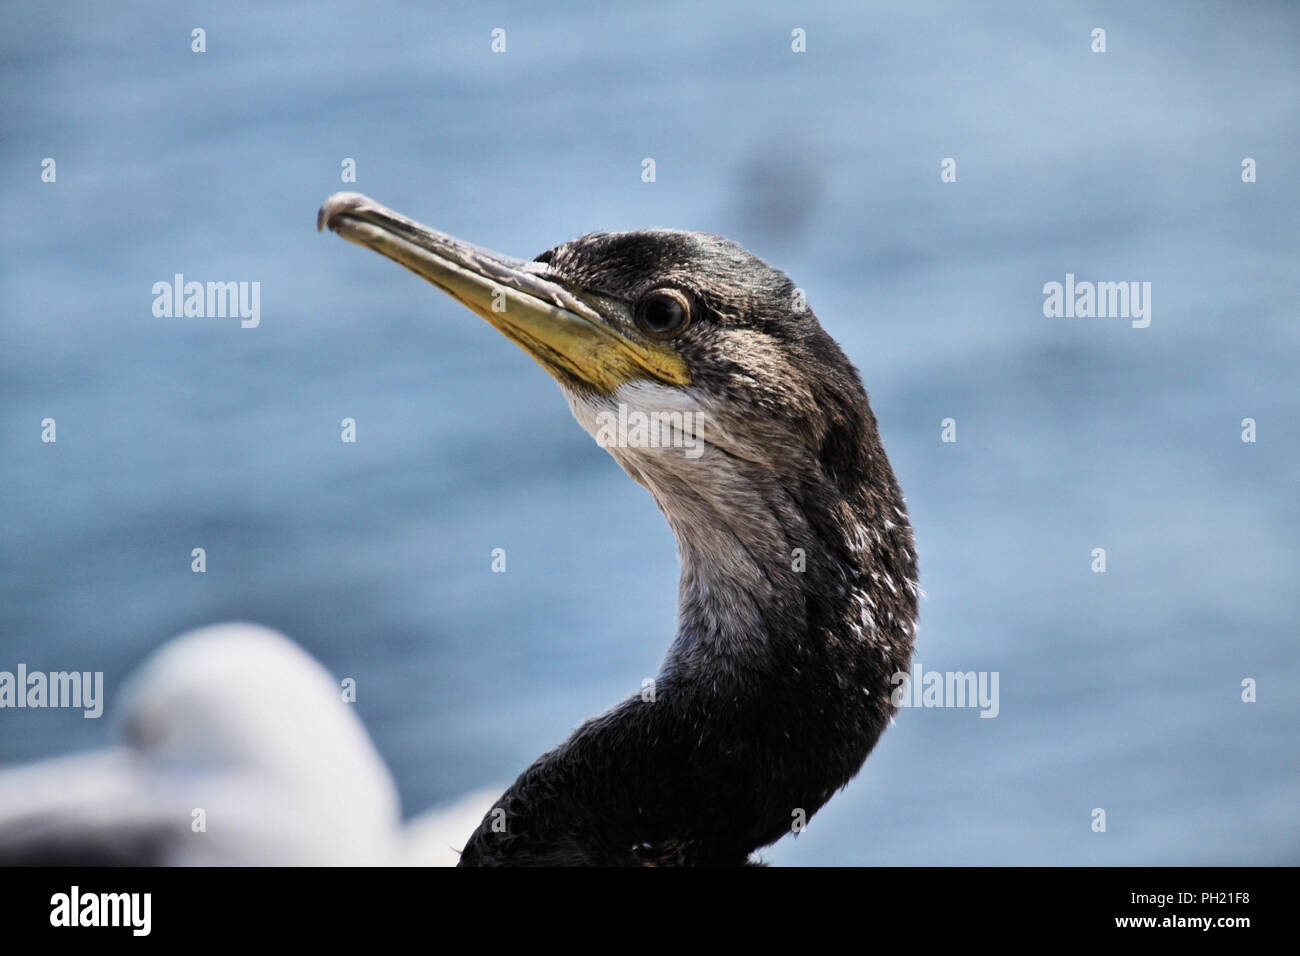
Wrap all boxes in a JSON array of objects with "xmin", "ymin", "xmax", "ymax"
[{"xmin": 317, "ymin": 192, "xmax": 919, "ymax": 866}]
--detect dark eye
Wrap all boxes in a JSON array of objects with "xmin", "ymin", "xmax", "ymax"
[{"xmin": 634, "ymin": 289, "xmax": 691, "ymax": 339}]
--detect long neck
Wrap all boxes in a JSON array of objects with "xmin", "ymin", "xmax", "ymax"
[{"xmin": 459, "ymin": 427, "xmax": 917, "ymax": 866}]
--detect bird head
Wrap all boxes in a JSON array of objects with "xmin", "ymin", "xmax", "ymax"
[{"xmin": 318, "ymin": 193, "xmax": 915, "ymax": 667}]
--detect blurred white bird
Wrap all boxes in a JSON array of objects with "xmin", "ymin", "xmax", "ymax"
[{"xmin": 0, "ymin": 623, "xmax": 497, "ymax": 866}]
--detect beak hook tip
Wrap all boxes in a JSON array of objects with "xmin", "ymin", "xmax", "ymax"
[{"xmin": 318, "ymin": 192, "xmax": 372, "ymax": 235}]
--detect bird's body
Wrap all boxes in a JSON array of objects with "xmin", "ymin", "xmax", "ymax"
[
  {"xmin": 320, "ymin": 194, "xmax": 919, "ymax": 866},
  {"xmin": 0, "ymin": 624, "xmax": 405, "ymax": 866}
]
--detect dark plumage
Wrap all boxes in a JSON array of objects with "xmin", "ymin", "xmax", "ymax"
[{"xmin": 317, "ymin": 194, "xmax": 919, "ymax": 867}]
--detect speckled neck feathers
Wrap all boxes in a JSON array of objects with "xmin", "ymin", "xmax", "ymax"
[{"xmin": 461, "ymin": 331, "xmax": 917, "ymax": 866}]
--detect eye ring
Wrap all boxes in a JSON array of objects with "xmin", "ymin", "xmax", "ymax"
[{"xmin": 633, "ymin": 288, "xmax": 692, "ymax": 339}]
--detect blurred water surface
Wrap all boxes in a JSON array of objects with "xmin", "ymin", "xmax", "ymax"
[{"xmin": 1, "ymin": 1, "xmax": 1297, "ymax": 864}]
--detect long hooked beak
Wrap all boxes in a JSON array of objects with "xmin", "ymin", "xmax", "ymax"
[{"xmin": 317, "ymin": 192, "xmax": 689, "ymax": 393}]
